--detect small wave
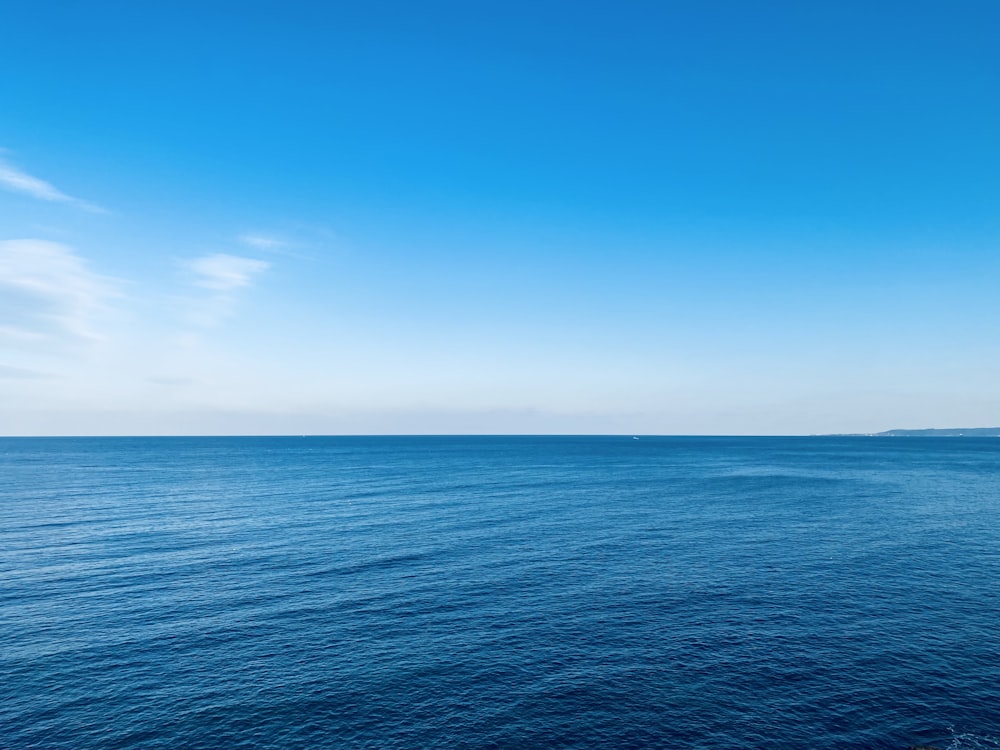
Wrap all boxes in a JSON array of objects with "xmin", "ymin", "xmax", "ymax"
[{"xmin": 946, "ymin": 729, "xmax": 1000, "ymax": 750}]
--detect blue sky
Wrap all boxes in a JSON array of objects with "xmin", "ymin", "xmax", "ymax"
[{"xmin": 1, "ymin": 0, "xmax": 998, "ymax": 435}]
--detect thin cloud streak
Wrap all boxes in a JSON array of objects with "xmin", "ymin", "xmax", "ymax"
[
  {"xmin": 0, "ymin": 239, "xmax": 119, "ymax": 344},
  {"xmin": 178, "ymin": 253, "xmax": 270, "ymax": 327},
  {"xmin": 188, "ymin": 253, "xmax": 270, "ymax": 291},
  {"xmin": 239, "ymin": 234, "xmax": 287, "ymax": 250},
  {"xmin": 0, "ymin": 156, "xmax": 107, "ymax": 213},
  {"xmin": 239, "ymin": 232, "xmax": 313, "ymax": 260}
]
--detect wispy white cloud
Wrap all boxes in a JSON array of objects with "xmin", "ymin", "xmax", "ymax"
[
  {"xmin": 0, "ymin": 155, "xmax": 106, "ymax": 213},
  {"xmin": 239, "ymin": 233, "xmax": 287, "ymax": 250},
  {"xmin": 0, "ymin": 239, "xmax": 119, "ymax": 344},
  {"xmin": 179, "ymin": 253, "xmax": 270, "ymax": 327},
  {"xmin": 188, "ymin": 253, "xmax": 269, "ymax": 291}
]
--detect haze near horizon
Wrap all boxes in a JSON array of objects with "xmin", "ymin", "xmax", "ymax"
[{"xmin": 1, "ymin": 1, "xmax": 998, "ymax": 436}]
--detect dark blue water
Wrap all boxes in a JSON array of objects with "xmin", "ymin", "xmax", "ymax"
[{"xmin": 2, "ymin": 436, "xmax": 999, "ymax": 749}]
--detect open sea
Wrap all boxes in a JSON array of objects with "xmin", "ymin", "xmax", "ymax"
[{"xmin": 2, "ymin": 436, "xmax": 999, "ymax": 749}]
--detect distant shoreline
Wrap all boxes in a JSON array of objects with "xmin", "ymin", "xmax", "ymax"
[
  {"xmin": 2, "ymin": 431, "xmax": 1000, "ymax": 439},
  {"xmin": 844, "ymin": 428, "xmax": 1000, "ymax": 437}
]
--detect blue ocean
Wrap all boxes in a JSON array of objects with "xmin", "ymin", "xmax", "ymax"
[{"xmin": 2, "ymin": 436, "xmax": 999, "ymax": 749}]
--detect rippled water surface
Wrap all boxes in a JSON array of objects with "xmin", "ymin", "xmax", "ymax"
[{"xmin": 2, "ymin": 436, "xmax": 999, "ymax": 749}]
